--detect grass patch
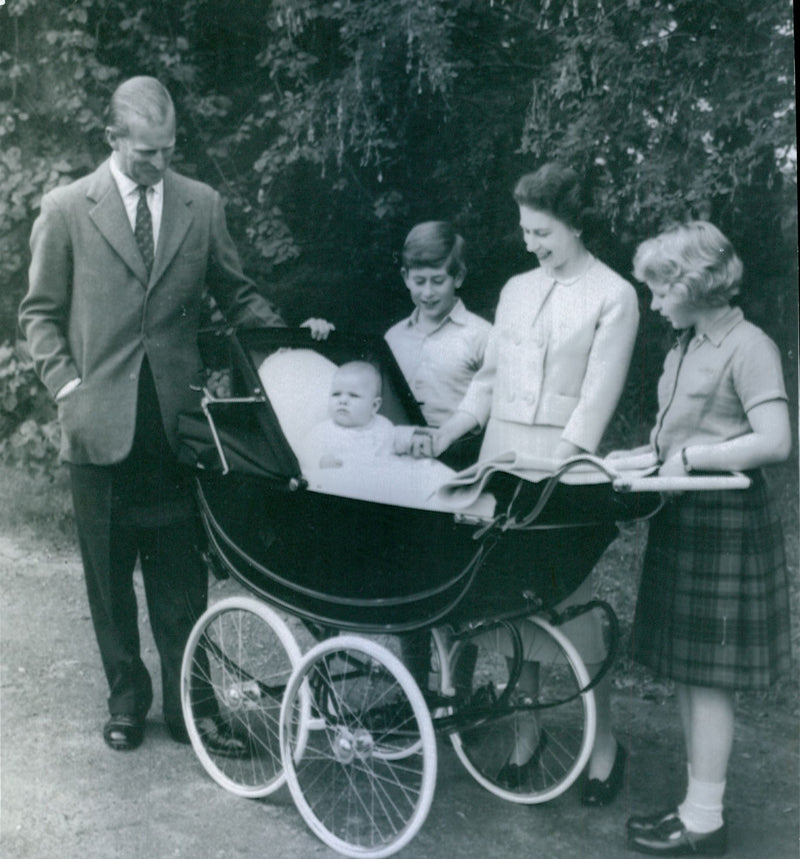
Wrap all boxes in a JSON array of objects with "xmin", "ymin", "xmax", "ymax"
[{"xmin": 0, "ymin": 463, "xmax": 76, "ymax": 554}]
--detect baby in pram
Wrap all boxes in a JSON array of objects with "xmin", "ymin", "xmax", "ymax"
[
  {"xmin": 257, "ymin": 348, "xmax": 491, "ymax": 514},
  {"xmin": 298, "ymin": 361, "xmax": 397, "ymax": 469}
]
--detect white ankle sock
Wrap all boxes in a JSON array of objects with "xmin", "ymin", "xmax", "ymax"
[{"xmin": 678, "ymin": 774, "xmax": 725, "ymax": 833}]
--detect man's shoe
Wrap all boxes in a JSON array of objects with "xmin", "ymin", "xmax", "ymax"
[
  {"xmin": 627, "ymin": 809, "xmax": 681, "ymax": 835},
  {"xmin": 168, "ymin": 717, "xmax": 249, "ymax": 758},
  {"xmin": 627, "ymin": 816, "xmax": 727, "ymax": 856},
  {"xmin": 581, "ymin": 742, "xmax": 627, "ymax": 807},
  {"xmin": 103, "ymin": 714, "xmax": 145, "ymax": 752}
]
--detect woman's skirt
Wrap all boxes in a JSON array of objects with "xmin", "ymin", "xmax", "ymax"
[{"xmin": 632, "ymin": 471, "xmax": 792, "ymax": 690}]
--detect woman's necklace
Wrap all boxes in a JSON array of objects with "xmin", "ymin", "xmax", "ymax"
[{"xmin": 549, "ymin": 253, "xmax": 597, "ymax": 286}]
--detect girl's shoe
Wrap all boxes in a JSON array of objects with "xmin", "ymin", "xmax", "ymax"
[
  {"xmin": 626, "ymin": 816, "xmax": 727, "ymax": 856},
  {"xmin": 627, "ymin": 809, "xmax": 680, "ymax": 834}
]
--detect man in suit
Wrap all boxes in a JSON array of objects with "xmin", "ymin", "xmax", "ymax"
[{"xmin": 19, "ymin": 76, "xmax": 327, "ymax": 753}]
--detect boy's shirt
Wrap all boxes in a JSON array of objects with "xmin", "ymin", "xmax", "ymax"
[{"xmin": 385, "ymin": 299, "xmax": 490, "ymax": 428}]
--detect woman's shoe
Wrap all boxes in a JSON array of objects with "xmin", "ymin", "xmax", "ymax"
[
  {"xmin": 581, "ymin": 742, "xmax": 627, "ymax": 806},
  {"xmin": 627, "ymin": 816, "xmax": 727, "ymax": 856},
  {"xmin": 496, "ymin": 731, "xmax": 549, "ymax": 789},
  {"xmin": 103, "ymin": 714, "xmax": 145, "ymax": 751}
]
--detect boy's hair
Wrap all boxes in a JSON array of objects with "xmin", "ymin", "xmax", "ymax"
[
  {"xmin": 108, "ymin": 76, "xmax": 175, "ymax": 136},
  {"xmin": 513, "ymin": 162, "xmax": 585, "ymax": 232},
  {"xmin": 633, "ymin": 221, "xmax": 743, "ymax": 307},
  {"xmin": 333, "ymin": 361, "xmax": 383, "ymax": 398},
  {"xmin": 401, "ymin": 221, "xmax": 467, "ymax": 279}
]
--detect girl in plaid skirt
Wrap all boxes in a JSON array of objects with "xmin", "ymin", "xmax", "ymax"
[{"xmin": 608, "ymin": 222, "xmax": 792, "ymax": 856}]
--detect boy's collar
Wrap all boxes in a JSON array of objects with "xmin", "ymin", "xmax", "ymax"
[{"xmin": 410, "ymin": 297, "xmax": 467, "ymax": 328}]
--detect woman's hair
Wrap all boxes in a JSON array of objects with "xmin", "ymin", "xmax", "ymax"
[
  {"xmin": 401, "ymin": 221, "xmax": 467, "ymax": 278},
  {"xmin": 633, "ymin": 221, "xmax": 743, "ymax": 307},
  {"xmin": 108, "ymin": 76, "xmax": 175, "ymax": 136},
  {"xmin": 513, "ymin": 162, "xmax": 586, "ymax": 232}
]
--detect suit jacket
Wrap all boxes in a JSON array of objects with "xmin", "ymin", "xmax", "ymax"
[
  {"xmin": 459, "ymin": 261, "xmax": 639, "ymax": 453},
  {"xmin": 19, "ymin": 159, "xmax": 284, "ymax": 464}
]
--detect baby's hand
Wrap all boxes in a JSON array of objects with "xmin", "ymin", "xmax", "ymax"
[
  {"xmin": 301, "ymin": 318, "xmax": 336, "ymax": 340},
  {"xmin": 319, "ymin": 454, "xmax": 343, "ymax": 469}
]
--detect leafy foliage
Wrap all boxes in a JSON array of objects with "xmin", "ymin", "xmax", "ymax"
[
  {"xmin": 0, "ymin": 0, "xmax": 796, "ymax": 471},
  {"xmin": 0, "ymin": 341, "xmax": 60, "ymax": 474}
]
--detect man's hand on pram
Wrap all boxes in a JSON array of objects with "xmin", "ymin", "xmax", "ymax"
[
  {"xmin": 205, "ymin": 368, "xmax": 232, "ymax": 399},
  {"xmin": 300, "ymin": 318, "xmax": 336, "ymax": 340}
]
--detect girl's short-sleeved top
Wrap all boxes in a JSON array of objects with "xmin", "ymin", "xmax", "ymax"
[{"xmin": 651, "ymin": 306, "xmax": 787, "ymax": 463}]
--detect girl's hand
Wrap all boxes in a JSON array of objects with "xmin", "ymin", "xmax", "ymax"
[
  {"xmin": 300, "ymin": 318, "xmax": 336, "ymax": 340},
  {"xmin": 605, "ymin": 449, "xmax": 659, "ymax": 471},
  {"xmin": 658, "ymin": 452, "xmax": 687, "ymax": 478}
]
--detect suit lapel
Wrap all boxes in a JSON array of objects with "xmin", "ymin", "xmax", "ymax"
[
  {"xmin": 87, "ymin": 161, "xmax": 149, "ymax": 284},
  {"xmin": 150, "ymin": 171, "xmax": 193, "ymax": 288}
]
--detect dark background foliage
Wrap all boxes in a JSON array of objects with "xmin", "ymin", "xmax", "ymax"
[{"xmin": 0, "ymin": 0, "xmax": 796, "ymax": 467}]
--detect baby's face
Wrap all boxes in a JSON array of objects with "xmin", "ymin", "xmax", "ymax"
[{"xmin": 328, "ymin": 366, "xmax": 381, "ymax": 427}]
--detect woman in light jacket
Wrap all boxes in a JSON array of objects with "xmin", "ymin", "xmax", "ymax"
[{"xmin": 433, "ymin": 163, "xmax": 639, "ymax": 803}]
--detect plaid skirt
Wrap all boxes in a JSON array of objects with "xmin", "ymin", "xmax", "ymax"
[{"xmin": 632, "ymin": 471, "xmax": 792, "ymax": 690}]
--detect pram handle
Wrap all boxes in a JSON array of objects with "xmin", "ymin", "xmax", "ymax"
[
  {"xmin": 612, "ymin": 473, "xmax": 751, "ymax": 492},
  {"xmin": 554, "ymin": 454, "xmax": 751, "ymax": 492}
]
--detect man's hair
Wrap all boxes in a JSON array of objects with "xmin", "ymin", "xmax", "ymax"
[
  {"xmin": 633, "ymin": 221, "xmax": 743, "ymax": 307},
  {"xmin": 401, "ymin": 221, "xmax": 467, "ymax": 279},
  {"xmin": 108, "ymin": 76, "xmax": 175, "ymax": 136}
]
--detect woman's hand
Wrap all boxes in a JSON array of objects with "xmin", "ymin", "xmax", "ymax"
[
  {"xmin": 300, "ymin": 318, "xmax": 336, "ymax": 340},
  {"xmin": 425, "ymin": 411, "xmax": 480, "ymax": 458}
]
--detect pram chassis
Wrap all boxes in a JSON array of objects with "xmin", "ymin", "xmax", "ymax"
[{"xmin": 178, "ymin": 327, "xmax": 750, "ymax": 858}]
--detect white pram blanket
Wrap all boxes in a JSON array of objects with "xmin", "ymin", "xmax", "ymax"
[{"xmin": 257, "ymin": 349, "xmax": 495, "ymax": 517}]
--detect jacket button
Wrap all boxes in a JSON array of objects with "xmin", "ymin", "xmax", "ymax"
[
  {"xmin": 507, "ymin": 392, "xmax": 516, "ymax": 403},
  {"xmin": 129, "ymin": 372, "xmax": 136, "ymax": 380}
]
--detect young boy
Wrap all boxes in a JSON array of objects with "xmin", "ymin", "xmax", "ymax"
[
  {"xmin": 385, "ymin": 222, "xmax": 490, "ymax": 441},
  {"xmin": 299, "ymin": 361, "xmax": 395, "ymax": 469}
]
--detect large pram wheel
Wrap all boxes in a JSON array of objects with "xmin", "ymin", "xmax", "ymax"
[
  {"xmin": 181, "ymin": 596, "xmax": 303, "ymax": 798},
  {"xmin": 447, "ymin": 615, "xmax": 596, "ymax": 804},
  {"xmin": 280, "ymin": 635, "xmax": 437, "ymax": 859}
]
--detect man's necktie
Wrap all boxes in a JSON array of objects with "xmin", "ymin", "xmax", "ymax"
[{"xmin": 134, "ymin": 185, "xmax": 154, "ymax": 276}]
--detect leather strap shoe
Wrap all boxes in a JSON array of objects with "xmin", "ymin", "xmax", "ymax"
[
  {"xmin": 581, "ymin": 742, "xmax": 627, "ymax": 806},
  {"xmin": 627, "ymin": 816, "xmax": 727, "ymax": 856},
  {"xmin": 627, "ymin": 808, "xmax": 680, "ymax": 834}
]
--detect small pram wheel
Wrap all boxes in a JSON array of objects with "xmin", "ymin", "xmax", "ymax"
[
  {"xmin": 280, "ymin": 635, "xmax": 437, "ymax": 858},
  {"xmin": 447, "ymin": 615, "xmax": 596, "ymax": 804},
  {"xmin": 180, "ymin": 596, "xmax": 303, "ymax": 798}
]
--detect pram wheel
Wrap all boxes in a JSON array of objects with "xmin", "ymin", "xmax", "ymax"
[
  {"xmin": 447, "ymin": 615, "xmax": 596, "ymax": 804},
  {"xmin": 280, "ymin": 635, "xmax": 437, "ymax": 859},
  {"xmin": 180, "ymin": 596, "xmax": 303, "ymax": 798}
]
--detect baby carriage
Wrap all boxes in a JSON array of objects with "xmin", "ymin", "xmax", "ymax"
[{"xmin": 177, "ymin": 326, "xmax": 749, "ymax": 858}]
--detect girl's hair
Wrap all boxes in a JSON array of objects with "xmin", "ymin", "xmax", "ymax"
[
  {"xmin": 633, "ymin": 221, "xmax": 743, "ymax": 307},
  {"xmin": 513, "ymin": 162, "xmax": 586, "ymax": 232},
  {"xmin": 401, "ymin": 221, "xmax": 467, "ymax": 278},
  {"xmin": 108, "ymin": 76, "xmax": 175, "ymax": 136}
]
